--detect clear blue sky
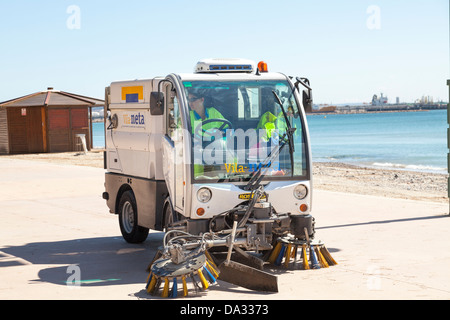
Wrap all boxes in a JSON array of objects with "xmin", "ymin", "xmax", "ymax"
[{"xmin": 0, "ymin": 0, "xmax": 448, "ymax": 104}]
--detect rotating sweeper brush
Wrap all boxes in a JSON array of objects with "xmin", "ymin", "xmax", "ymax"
[
  {"xmin": 146, "ymin": 250, "xmax": 219, "ymax": 297},
  {"xmin": 267, "ymin": 232, "xmax": 337, "ymax": 269},
  {"xmin": 145, "ymin": 215, "xmax": 337, "ymax": 298},
  {"xmin": 145, "ymin": 231, "xmax": 220, "ymax": 297}
]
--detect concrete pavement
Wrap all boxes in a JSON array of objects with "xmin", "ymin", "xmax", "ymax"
[{"xmin": 0, "ymin": 157, "xmax": 449, "ymax": 300}]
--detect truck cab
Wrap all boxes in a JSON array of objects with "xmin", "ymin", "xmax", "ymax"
[{"xmin": 103, "ymin": 58, "xmax": 313, "ymax": 246}]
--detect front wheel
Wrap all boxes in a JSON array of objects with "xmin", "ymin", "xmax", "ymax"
[
  {"xmin": 118, "ymin": 190, "xmax": 149, "ymax": 243},
  {"xmin": 163, "ymin": 197, "xmax": 176, "ymax": 232},
  {"xmin": 162, "ymin": 197, "xmax": 186, "ymax": 241}
]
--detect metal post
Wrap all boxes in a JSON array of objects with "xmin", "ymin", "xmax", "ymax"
[{"xmin": 447, "ymin": 79, "xmax": 450, "ymax": 214}]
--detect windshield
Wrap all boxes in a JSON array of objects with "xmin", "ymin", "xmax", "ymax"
[{"xmin": 183, "ymin": 80, "xmax": 308, "ymax": 182}]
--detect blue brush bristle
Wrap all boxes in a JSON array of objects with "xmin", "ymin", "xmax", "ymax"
[
  {"xmin": 170, "ymin": 278, "xmax": 178, "ymax": 298},
  {"xmin": 204, "ymin": 266, "xmax": 216, "ymax": 283},
  {"xmin": 145, "ymin": 273, "xmax": 153, "ymax": 290},
  {"xmin": 275, "ymin": 245, "xmax": 287, "ymax": 266},
  {"xmin": 310, "ymin": 246, "xmax": 321, "ymax": 269}
]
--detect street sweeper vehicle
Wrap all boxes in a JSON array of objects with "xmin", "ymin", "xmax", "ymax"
[{"xmin": 102, "ymin": 58, "xmax": 336, "ymax": 297}]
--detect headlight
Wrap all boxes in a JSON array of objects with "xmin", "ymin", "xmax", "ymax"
[
  {"xmin": 197, "ymin": 187, "xmax": 212, "ymax": 203},
  {"xmin": 293, "ymin": 184, "xmax": 308, "ymax": 200}
]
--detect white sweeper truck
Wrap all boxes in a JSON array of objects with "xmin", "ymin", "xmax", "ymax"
[{"xmin": 102, "ymin": 58, "xmax": 336, "ymax": 297}]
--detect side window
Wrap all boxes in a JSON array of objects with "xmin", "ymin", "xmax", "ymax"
[
  {"xmin": 166, "ymin": 87, "xmax": 181, "ymax": 140},
  {"xmin": 237, "ymin": 87, "xmax": 260, "ymax": 119},
  {"xmin": 248, "ymin": 87, "xmax": 260, "ymax": 118},
  {"xmin": 238, "ymin": 88, "xmax": 245, "ymax": 119}
]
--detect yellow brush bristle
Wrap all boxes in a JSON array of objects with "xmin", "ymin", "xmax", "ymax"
[
  {"xmin": 320, "ymin": 246, "xmax": 337, "ymax": 265},
  {"xmin": 161, "ymin": 277, "xmax": 170, "ymax": 298},
  {"xmin": 284, "ymin": 244, "xmax": 292, "ymax": 268},
  {"xmin": 315, "ymin": 246, "xmax": 329, "ymax": 268},
  {"xmin": 302, "ymin": 244, "xmax": 310, "ymax": 270},
  {"xmin": 206, "ymin": 260, "xmax": 219, "ymax": 279},
  {"xmin": 268, "ymin": 241, "xmax": 282, "ymax": 264},
  {"xmin": 197, "ymin": 268, "xmax": 209, "ymax": 290},
  {"xmin": 182, "ymin": 276, "xmax": 188, "ymax": 297},
  {"xmin": 146, "ymin": 274, "xmax": 157, "ymax": 294}
]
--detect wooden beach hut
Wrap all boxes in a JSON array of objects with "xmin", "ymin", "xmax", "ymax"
[{"xmin": 0, "ymin": 88, "xmax": 104, "ymax": 154}]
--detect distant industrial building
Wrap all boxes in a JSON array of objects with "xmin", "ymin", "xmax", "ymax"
[{"xmin": 372, "ymin": 93, "xmax": 388, "ymax": 106}]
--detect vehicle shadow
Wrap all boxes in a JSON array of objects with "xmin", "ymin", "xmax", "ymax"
[
  {"xmin": 1, "ymin": 232, "xmax": 164, "ymax": 288},
  {"xmin": 1, "ymin": 231, "xmax": 313, "ymax": 298}
]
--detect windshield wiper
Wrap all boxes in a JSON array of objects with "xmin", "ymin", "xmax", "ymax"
[
  {"xmin": 243, "ymin": 131, "xmax": 288, "ymax": 191},
  {"xmin": 272, "ymin": 90, "xmax": 296, "ymax": 173}
]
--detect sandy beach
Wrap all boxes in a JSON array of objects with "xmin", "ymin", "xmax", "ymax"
[
  {"xmin": 313, "ymin": 161, "xmax": 448, "ymax": 203},
  {"xmin": 3, "ymin": 150, "xmax": 448, "ymax": 204}
]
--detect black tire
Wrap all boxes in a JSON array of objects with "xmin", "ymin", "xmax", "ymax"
[
  {"xmin": 118, "ymin": 190, "xmax": 149, "ymax": 243},
  {"xmin": 163, "ymin": 197, "xmax": 175, "ymax": 232},
  {"xmin": 162, "ymin": 197, "xmax": 187, "ymax": 242}
]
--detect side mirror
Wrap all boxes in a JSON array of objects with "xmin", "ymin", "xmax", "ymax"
[
  {"xmin": 150, "ymin": 92, "xmax": 164, "ymax": 115},
  {"xmin": 107, "ymin": 113, "xmax": 118, "ymax": 130},
  {"xmin": 302, "ymin": 91, "xmax": 313, "ymax": 113},
  {"xmin": 295, "ymin": 77, "xmax": 313, "ymax": 113}
]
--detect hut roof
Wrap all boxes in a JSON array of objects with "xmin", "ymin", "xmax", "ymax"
[{"xmin": 0, "ymin": 88, "xmax": 104, "ymax": 107}]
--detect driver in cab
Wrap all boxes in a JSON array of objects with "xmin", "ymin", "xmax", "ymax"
[
  {"xmin": 187, "ymin": 90, "xmax": 229, "ymax": 136},
  {"xmin": 187, "ymin": 89, "xmax": 231, "ymax": 179}
]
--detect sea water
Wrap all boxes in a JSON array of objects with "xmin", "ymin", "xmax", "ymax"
[
  {"xmin": 92, "ymin": 122, "xmax": 105, "ymax": 149},
  {"xmin": 92, "ymin": 109, "xmax": 449, "ymax": 174},
  {"xmin": 306, "ymin": 109, "xmax": 448, "ymax": 173}
]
